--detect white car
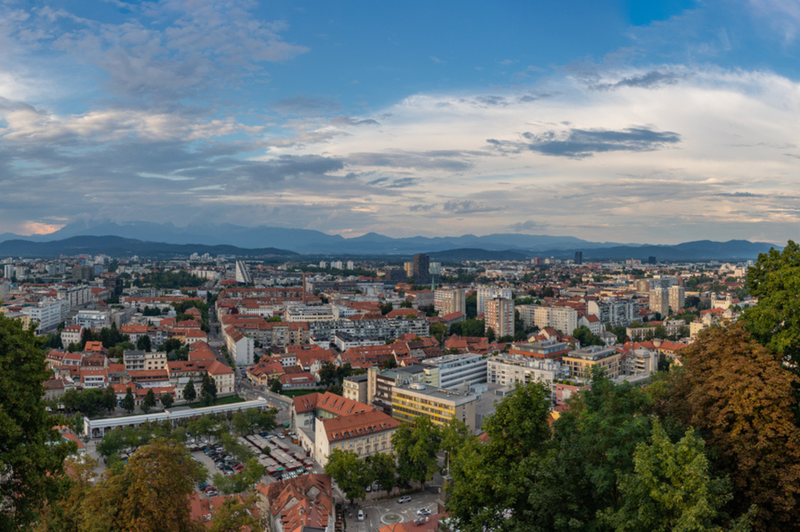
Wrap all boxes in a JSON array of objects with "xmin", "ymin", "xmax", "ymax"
[
  {"xmin": 416, "ymin": 508, "xmax": 432, "ymax": 516},
  {"xmin": 398, "ymin": 496, "xmax": 412, "ymax": 504}
]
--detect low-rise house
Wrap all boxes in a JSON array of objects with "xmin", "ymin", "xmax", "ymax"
[{"xmin": 255, "ymin": 475, "xmax": 333, "ymax": 532}]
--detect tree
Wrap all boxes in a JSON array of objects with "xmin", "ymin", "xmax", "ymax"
[
  {"xmin": 430, "ymin": 322, "xmax": 447, "ymax": 343},
  {"xmin": 664, "ymin": 324, "xmax": 800, "ymax": 530},
  {"xmin": 400, "ymin": 300, "xmax": 413, "ymax": 309},
  {"xmin": 201, "ymin": 373, "xmax": 217, "ymax": 406},
  {"xmin": 183, "ymin": 380, "xmax": 197, "ymax": 403},
  {"xmin": 161, "ymin": 394, "xmax": 174, "ymax": 409},
  {"xmin": 209, "ymin": 494, "xmax": 260, "ymax": 532},
  {"xmin": 161, "ymin": 338, "xmax": 183, "ymax": 354},
  {"xmin": 366, "ymin": 452, "xmax": 397, "ymax": 494},
  {"xmin": 103, "ymin": 385, "xmax": 118, "ymax": 412},
  {"xmin": 447, "ymin": 381, "xmax": 552, "ymax": 532},
  {"xmin": 141, "ymin": 389, "xmax": 157, "ymax": 413},
  {"xmin": 270, "ymin": 379, "xmax": 283, "ymax": 393},
  {"xmin": 485, "ymin": 327, "xmax": 496, "ymax": 343},
  {"xmin": 318, "ymin": 362, "xmax": 338, "ymax": 386},
  {"xmin": 212, "ymin": 459, "xmax": 266, "ymax": 495},
  {"xmin": 380, "ymin": 302, "xmax": 393, "ymax": 315},
  {"xmin": 599, "ymin": 420, "xmax": 754, "ymax": 532},
  {"xmin": 743, "ymin": 241, "xmax": 800, "ymax": 367},
  {"xmin": 324, "ymin": 449, "xmax": 371, "ymax": 503},
  {"xmin": 0, "ymin": 315, "xmax": 74, "ymax": 530},
  {"xmin": 122, "ymin": 387, "xmax": 136, "ymax": 413},
  {"xmin": 136, "ymin": 334, "xmax": 152, "ymax": 352},
  {"xmin": 80, "ymin": 439, "xmax": 207, "ymax": 531},
  {"xmin": 392, "ymin": 417, "xmax": 440, "ymax": 488},
  {"xmin": 381, "ymin": 357, "xmax": 397, "ymax": 370}
]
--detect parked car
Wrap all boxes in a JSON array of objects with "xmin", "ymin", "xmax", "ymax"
[
  {"xmin": 357, "ymin": 509, "xmax": 364, "ymax": 522},
  {"xmin": 398, "ymin": 496, "xmax": 411, "ymax": 504},
  {"xmin": 417, "ymin": 508, "xmax": 432, "ymax": 516},
  {"xmin": 206, "ymin": 490, "xmax": 218, "ymax": 497}
]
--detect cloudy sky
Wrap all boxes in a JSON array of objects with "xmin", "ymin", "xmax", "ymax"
[{"xmin": 1, "ymin": 0, "xmax": 800, "ymax": 244}]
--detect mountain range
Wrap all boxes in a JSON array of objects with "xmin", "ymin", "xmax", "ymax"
[{"xmin": 0, "ymin": 220, "xmax": 781, "ymax": 260}]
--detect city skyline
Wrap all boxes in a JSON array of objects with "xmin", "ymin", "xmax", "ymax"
[{"xmin": 1, "ymin": 1, "xmax": 800, "ymax": 244}]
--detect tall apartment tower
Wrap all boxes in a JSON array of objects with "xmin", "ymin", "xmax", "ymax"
[
  {"xmin": 234, "ymin": 260, "xmax": 252, "ymax": 284},
  {"xmin": 412, "ymin": 254, "xmax": 431, "ymax": 284},
  {"xmin": 485, "ymin": 297, "xmax": 515, "ymax": 339},
  {"xmin": 668, "ymin": 286, "xmax": 685, "ymax": 313},
  {"xmin": 649, "ymin": 288, "xmax": 669, "ymax": 317},
  {"xmin": 435, "ymin": 288, "xmax": 466, "ymax": 315},
  {"xmin": 574, "ymin": 251, "xmax": 583, "ymax": 265}
]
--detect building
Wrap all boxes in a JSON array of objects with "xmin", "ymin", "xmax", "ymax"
[
  {"xmin": 61, "ymin": 325, "xmax": 84, "ymax": 347},
  {"xmin": 314, "ymin": 409, "xmax": 400, "ymax": 466},
  {"xmin": 668, "ymin": 285, "xmax": 685, "ymax": 313},
  {"xmin": 509, "ymin": 338, "xmax": 571, "ymax": 361},
  {"xmin": 342, "ymin": 373, "xmax": 369, "ymax": 403},
  {"xmin": 477, "ymin": 286, "xmax": 513, "ymax": 315},
  {"xmin": 23, "ymin": 299, "xmax": 69, "ymax": 334},
  {"xmin": 391, "ymin": 382, "xmax": 478, "ymax": 432},
  {"xmin": 123, "ymin": 350, "xmax": 147, "ymax": 372},
  {"xmin": 487, "ymin": 354, "xmax": 568, "ymax": 388},
  {"xmin": 255, "ymin": 475, "xmax": 333, "ymax": 532},
  {"xmin": 367, "ymin": 365, "xmax": 427, "ymax": 415},
  {"xmin": 574, "ymin": 251, "xmax": 583, "ymax": 265},
  {"xmin": 649, "ymin": 288, "xmax": 669, "ymax": 317},
  {"xmin": 285, "ymin": 305, "xmax": 335, "ymax": 323},
  {"xmin": 223, "ymin": 325, "xmax": 255, "ymax": 366},
  {"xmin": 412, "ymin": 254, "xmax": 431, "ymax": 285},
  {"xmin": 434, "ymin": 288, "xmax": 466, "ymax": 316},
  {"xmin": 72, "ymin": 265, "xmax": 94, "ymax": 281},
  {"xmin": 484, "ymin": 297, "xmax": 514, "ymax": 338},
  {"xmin": 421, "ymin": 353, "xmax": 487, "ymax": 389},
  {"xmin": 291, "ymin": 392, "xmax": 369, "ymax": 433},
  {"xmin": 578, "ymin": 314, "xmax": 603, "ymax": 336},
  {"xmin": 562, "ymin": 346, "xmax": 621, "ymax": 380},
  {"xmin": 234, "ymin": 260, "xmax": 252, "ymax": 284},
  {"xmin": 587, "ymin": 298, "xmax": 640, "ymax": 327}
]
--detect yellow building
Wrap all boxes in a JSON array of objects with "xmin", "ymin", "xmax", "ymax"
[
  {"xmin": 391, "ymin": 382, "xmax": 477, "ymax": 432},
  {"xmin": 562, "ymin": 346, "xmax": 621, "ymax": 380}
]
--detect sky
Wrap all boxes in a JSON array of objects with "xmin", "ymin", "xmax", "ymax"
[{"xmin": 1, "ymin": 0, "xmax": 800, "ymax": 244}]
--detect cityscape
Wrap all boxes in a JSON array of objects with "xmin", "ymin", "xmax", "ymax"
[{"xmin": 2, "ymin": 1, "xmax": 800, "ymax": 532}]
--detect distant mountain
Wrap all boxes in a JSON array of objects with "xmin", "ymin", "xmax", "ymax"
[
  {"xmin": 0, "ymin": 236, "xmax": 298, "ymax": 259},
  {"xmin": 427, "ymin": 248, "xmax": 531, "ymax": 261},
  {"xmin": 0, "ymin": 220, "xmax": 625, "ymax": 254},
  {"xmin": 536, "ymin": 240, "xmax": 778, "ymax": 261},
  {"xmin": 0, "ymin": 220, "xmax": 780, "ymax": 260}
]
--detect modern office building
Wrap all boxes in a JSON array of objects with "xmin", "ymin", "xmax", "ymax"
[
  {"xmin": 391, "ymin": 382, "xmax": 477, "ymax": 431},
  {"xmin": 421, "ymin": 353, "xmax": 487, "ymax": 389},
  {"xmin": 412, "ymin": 254, "xmax": 431, "ymax": 285}
]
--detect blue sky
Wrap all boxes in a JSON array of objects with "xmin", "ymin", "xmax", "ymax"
[{"xmin": 1, "ymin": 0, "xmax": 800, "ymax": 244}]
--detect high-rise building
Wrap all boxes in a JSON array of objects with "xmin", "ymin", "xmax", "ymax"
[
  {"xmin": 648, "ymin": 256, "xmax": 657, "ymax": 265},
  {"xmin": 412, "ymin": 254, "xmax": 431, "ymax": 284},
  {"xmin": 649, "ymin": 288, "xmax": 669, "ymax": 317},
  {"xmin": 485, "ymin": 297, "xmax": 514, "ymax": 339},
  {"xmin": 668, "ymin": 286, "xmax": 685, "ymax": 313},
  {"xmin": 574, "ymin": 251, "xmax": 583, "ymax": 265},
  {"xmin": 3, "ymin": 264, "xmax": 13, "ymax": 279},
  {"xmin": 72, "ymin": 265, "xmax": 94, "ymax": 281},
  {"xmin": 403, "ymin": 262, "xmax": 414, "ymax": 279},
  {"xmin": 435, "ymin": 288, "xmax": 466, "ymax": 315},
  {"xmin": 477, "ymin": 286, "xmax": 513, "ymax": 315},
  {"xmin": 234, "ymin": 260, "xmax": 252, "ymax": 284}
]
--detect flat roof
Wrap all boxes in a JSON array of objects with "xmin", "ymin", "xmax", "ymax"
[{"xmin": 391, "ymin": 383, "xmax": 477, "ymax": 406}]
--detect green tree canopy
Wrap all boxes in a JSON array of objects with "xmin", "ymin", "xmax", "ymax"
[
  {"xmin": 392, "ymin": 416, "xmax": 440, "ymax": 488},
  {"xmin": 323, "ymin": 449, "xmax": 371, "ymax": 503},
  {"xmin": 141, "ymin": 389, "xmax": 156, "ymax": 413},
  {"xmin": 122, "ymin": 387, "xmax": 135, "ymax": 413},
  {"xmin": 0, "ymin": 315, "xmax": 74, "ymax": 529},
  {"xmin": 183, "ymin": 380, "xmax": 197, "ymax": 402}
]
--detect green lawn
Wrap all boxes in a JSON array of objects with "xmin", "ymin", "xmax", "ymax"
[{"xmin": 186, "ymin": 395, "xmax": 246, "ymax": 409}]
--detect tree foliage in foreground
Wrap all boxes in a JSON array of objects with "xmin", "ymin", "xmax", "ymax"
[
  {"xmin": 0, "ymin": 315, "xmax": 74, "ymax": 530},
  {"xmin": 664, "ymin": 324, "xmax": 800, "ymax": 530}
]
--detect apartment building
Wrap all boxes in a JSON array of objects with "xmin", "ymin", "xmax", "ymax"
[
  {"xmin": 224, "ymin": 325, "xmax": 255, "ymax": 366},
  {"xmin": 668, "ymin": 286, "xmax": 685, "ymax": 313},
  {"xmin": 477, "ymin": 286, "xmax": 513, "ymax": 315},
  {"xmin": 23, "ymin": 299, "xmax": 69, "ymax": 333},
  {"xmin": 487, "ymin": 354, "xmax": 568, "ymax": 388},
  {"xmin": 285, "ymin": 304, "xmax": 335, "ymax": 323},
  {"xmin": 509, "ymin": 339, "xmax": 571, "ymax": 361},
  {"xmin": 342, "ymin": 373, "xmax": 369, "ymax": 403},
  {"xmin": 61, "ymin": 325, "xmax": 84, "ymax": 347},
  {"xmin": 434, "ymin": 288, "xmax": 466, "ymax": 316},
  {"xmin": 649, "ymin": 288, "xmax": 669, "ymax": 317},
  {"xmin": 391, "ymin": 382, "xmax": 477, "ymax": 432},
  {"xmin": 366, "ymin": 365, "xmax": 426, "ymax": 415},
  {"xmin": 562, "ymin": 346, "xmax": 621, "ymax": 380},
  {"xmin": 484, "ymin": 297, "xmax": 514, "ymax": 338},
  {"xmin": 308, "ymin": 318, "xmax": 429, "ymax": 345},
  {"xmin": 587, "ymin": 298, "xmax": 640, "ymax": 327}
]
